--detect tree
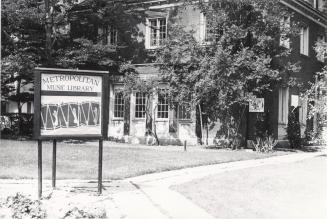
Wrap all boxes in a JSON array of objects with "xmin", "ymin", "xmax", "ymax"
[
  {"xmin": 122, "ymin": 64, "xmax": 162, "ymax": 145},
  {"xmin": 300, "ymin": 40, "xmax": 327, "ymax": 142},
  {"xmin": 156, "ymin": 0, "xmax": 301, "ymax": 145}
]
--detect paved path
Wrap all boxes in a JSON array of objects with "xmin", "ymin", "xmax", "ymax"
[{"xmin": 1, "ymin": 149, "xmax": 326, "ymax": 219}]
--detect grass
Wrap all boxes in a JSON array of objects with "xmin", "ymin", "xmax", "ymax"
[{"xmin": 0, "ymin": 139, "xmax": 292, "ymax": 180}]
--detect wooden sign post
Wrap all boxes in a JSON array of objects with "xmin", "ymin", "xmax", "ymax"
[{"xmin": 33, "ymin": 68, "xmax": 109, "ymax": 199}]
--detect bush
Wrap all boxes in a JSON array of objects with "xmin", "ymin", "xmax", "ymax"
[
  {"xmin": 1, "ymin": 193, "xmax": 46, "ymax": 219},
  {"xmin": 287, "ymin": 107, "xmax": 302, "ymax": 148},
  {"xmin": 252, "ymin": 136, "xmax": 277, "ymax": 153}
]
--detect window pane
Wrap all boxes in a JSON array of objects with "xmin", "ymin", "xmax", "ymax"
[
  {"xmin": 114, "ymin": 92, "xmax": 124, "ymax": 118},
  {"xmin": 158, "ymin": 18, "xmax": 167, "ymax": 45},
  {"xmin": 150, "ymin": 19, "xmax": 157, "ymax": 47},
  {"xmin": 178, "ymin": 104, "xmax": 191, "ymax": 120},
  {"xmin": 157, "ymin": 89, "xmax": 168, "ymax": 118},
  {"xmin": 135, "ymin": 92, "xmax": 146, "ymax": 118}
]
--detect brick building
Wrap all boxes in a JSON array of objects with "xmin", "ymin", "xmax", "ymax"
[{"xmin": 67, "ymin": 0, "xmax": 327, "ymax": 145}]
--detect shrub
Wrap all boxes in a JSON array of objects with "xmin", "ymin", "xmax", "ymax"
[
  {"xmin": 287, "ymin": 107, "xmax": 302, "ymax": 148},
  {"xmin": 2, "ymin": 193, "xmax": 46, "ymax": 219},
  {"xmin": 253, "ymin": 136, "xmax": 277, "ymax": 153}
]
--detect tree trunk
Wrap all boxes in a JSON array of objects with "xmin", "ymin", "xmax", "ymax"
[
  {"xmin": 44, "ymin": 0, "xmax": 52, "ymax": 66},
  {"xmin": 198, "ymin": 104, "xmax": 203, "ymax": 145},
  {"xmin": 16, "ymin": 79, "xmax": 22, "ymax": 136}
]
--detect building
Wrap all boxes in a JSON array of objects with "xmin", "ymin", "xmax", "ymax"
[{"xmin": 67, "ymin": 0, "xmax": 327, "ymax": 145}]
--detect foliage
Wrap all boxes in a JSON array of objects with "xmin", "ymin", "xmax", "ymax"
[
  {"xmin": 2, "ymin": 193, "xmax": 46, "ymax": 219},
  {"xmin": 63, "ymin": 206, "xmax": 106, "ymax": 219},
  {"xmin": 1, "ymin": 113, "xmax": 34, "ymax": 138},
  {"xmin": 255, "ymin": 112, "xmax": 272, "ymax": 138},
  {"xmin": 157, "ymin": 0, "xmax": 300, "ymax": 142},
  {"xmin": 122, "ymin": 63, "xmax": 162, "ymax": 145},
  {"xmin": 253, "ymin": 136, "xmax": 277, "ymax": 153},
  {"xmin": 287, "ymin": 107, "xmax": 302, "ymax": 148}
]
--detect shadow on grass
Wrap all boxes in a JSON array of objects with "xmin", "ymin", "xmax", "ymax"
[{"xmin": 274, "ymin": 146, "xmax": 324, "ymax": 153}]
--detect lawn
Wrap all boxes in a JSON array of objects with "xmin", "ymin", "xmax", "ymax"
[{"xmin": 0, "ymin": 139, "xmax": 291, "ymax": 180}]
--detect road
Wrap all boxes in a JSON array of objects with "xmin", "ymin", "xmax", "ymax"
[{"xmin": 173, "ymin": 154, "xmax": 327, "ymax": 219}]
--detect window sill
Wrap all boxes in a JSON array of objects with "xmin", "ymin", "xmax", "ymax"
[
  {"xmin": 132, "ymin": 118, "xmax": 146, "ymax": 121},
  {"xmin": 155, "ymin": 118, "xmax": 169, "ymax": 122},
  {"xmin": 112, "ymin": 118, "xmax": 124, "ymax": 121},
  {"xmin": 179, "ymin": 119, "xmax": 192, "ymax": 123},
  {"xmin": 299, "ymin": 53, "xmax": 309, "ymax": 58}
]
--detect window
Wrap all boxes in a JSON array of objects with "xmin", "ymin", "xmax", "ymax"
[
  {"xmin": 100, "ymin": 25, "xmax": 118, "ymax": 46},
  {"xmin": 278, "ymin": 87, "xmax": 289, "ymax": 124},
  {"xmin": 146, "ymin": 17, "xmax": 167, "ymax": 49},
  {"xmin": 300, "ymin": 27, "xmax": 309, "ymax": 56},
  {"xmin": 135, "ymin": 92, "xmax": 146, "ymax": 118},
  {"xmin": 114, "ymin": 92, "xmax": 124, "ymax": 118},
  {"xmin": 200, "ymin": 13, "xmax": 221, "ymax": 43},
  {"xmin": 280, "ymin": 16, "xmax": 290, "ymax": 49},
  {"xmin": 157, "ymin": 90, "xmax": 168, "ymax": 119},
  {"xmin": 317, "ymin": 35, "xmax": 325, "ymax": 62},
  {"xmin": 178, "ymin": 104, "xmax": 191, "ymax": 120}
]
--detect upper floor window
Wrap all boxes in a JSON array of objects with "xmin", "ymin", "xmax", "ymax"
[
  {"xmin": 280, "ymin": 16, "xmax": 290, "ymax": 49},
  {"xmin": 146, "ymin": 17, "xmax": 167, "ymax": 49},
  {"xmin": 313, "ymin": 0, "xmax": 319, "ymax": 9},
  {"xmin": 300, "ymin": 27, "xmax": 309, "ymax": 56},
  {"xmin": 99, "ymin": 25, "xmax": 118, "ymax": 46},
  {"xmin": 316, "ymin": 35, "xmax": 326, "ymax": 62},
  {"xmin": 114, "ymin": 91, "xmax": 125, "ymax": 118},
  {"xmin": 157, "ymin": 89, "xmax": 168, "ymax": 119}
]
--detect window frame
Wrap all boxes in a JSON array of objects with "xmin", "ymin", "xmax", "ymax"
[
  {"xmin": 113, "ymin": 91, "xmax": 125, "ymax": 119},
  {"xmin": 145, "ymin": 17, "xmax": 167, "ymax": 49},
  {"xmin": 316, "ymin": 35, "xmax": 326, "ymax": 63},
  {"xmin": 300, "ymin": 26, "xmax": 309, "ymax": 56},
  {"xmin": 280, "ymin": 16, "xmax": 290, "ymax": 49},
  {"xmin": 157, "ymin": 89, "xmax": 169, "ymax": 119},
  {"xmin": 178, "ymin": 104, "xmax": 191, "ymax": 121},
  {"xmin": 100, "ymin": 25, "xmax": 118, "ymax": 46},
  {"xmin": 135, "ymin": 92, "xmax": 147, "ymax": 119}
]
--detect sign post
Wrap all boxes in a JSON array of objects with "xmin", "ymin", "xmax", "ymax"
[
  {"xmin": 52, "ymin": 139, "xmax": 57, "ymax": 188},
  {"xmin": 34, "ymin": 68, "xmax": 109, "ymax": 198},
  {"xmin": 38, "ymin": 140, "xmax": 42, "ymax": 199}
]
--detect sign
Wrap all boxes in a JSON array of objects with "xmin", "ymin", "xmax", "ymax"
[
  {"xmin": 291, "ymin": 95, "xmax": 299, "ymax": 107},
  {"xmin": 249, "ymin": 98, "xmax": 264, "ymax": 113},
  {"xmin": 34, "ymin": 68, "xmax": 109, "ymax": 139}
]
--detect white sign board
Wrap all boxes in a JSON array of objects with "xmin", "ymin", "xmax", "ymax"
[
  {"xmin": 249, "ymin": 98, "xmax": 264, "ymax": 112},
  {"xmin": 291, "ymin": 95, "xmax": 299, "ymax": 107},
  {"xmin": 40, "ymin": 73, "xmax": 103, "ymax": 136}
]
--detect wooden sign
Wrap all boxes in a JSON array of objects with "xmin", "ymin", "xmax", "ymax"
[
  {"xmin": 34, "ymin": 68, "xmax": 109, "ymax": 139},
  {"xmin": 249, "ymin": 98, "xmax": 264, "ymax": 113}
]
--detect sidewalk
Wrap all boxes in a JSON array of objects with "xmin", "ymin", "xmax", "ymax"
[{"xmin": 1, "ymin": 149, "xmax": 326, "ymax": 219}]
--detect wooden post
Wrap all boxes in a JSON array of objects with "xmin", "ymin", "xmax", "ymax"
[
  {"xmin": 98, "ymin": 139, "xmax": 103, "ymax": 195},
  {"xmin": 38, "ymin": 140, "xmax": 42, "ymax": 199},
  {"xmin": 184, "ymin": 140, "xmax": 187, "ymax": 151},
  {"xmin": 52, "ymin": 139, "xmax": 57, "ymax": 189}
]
